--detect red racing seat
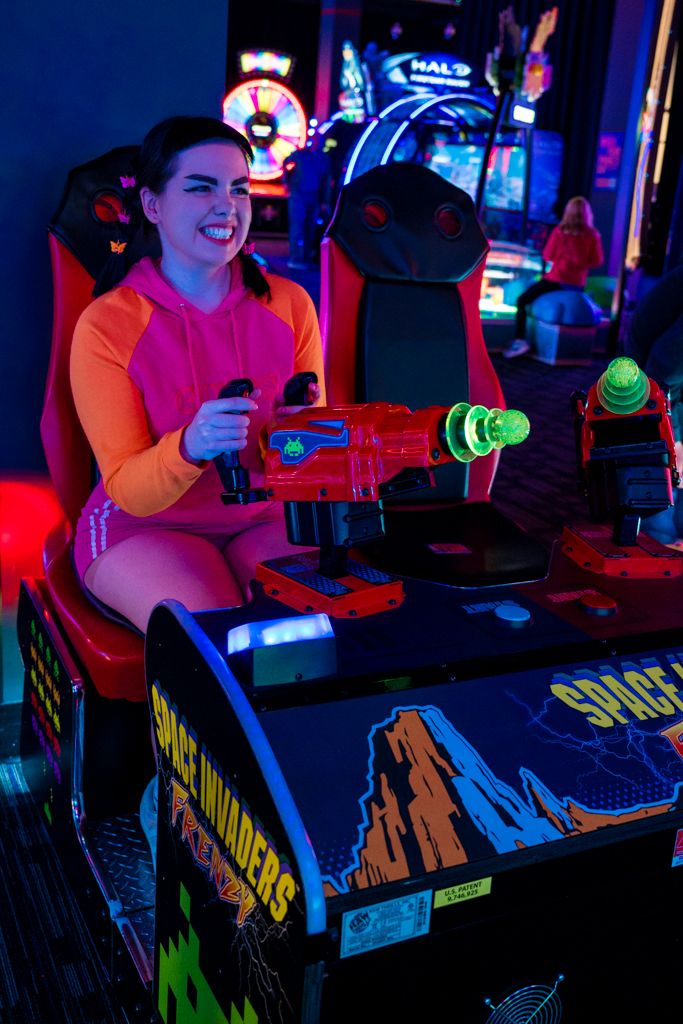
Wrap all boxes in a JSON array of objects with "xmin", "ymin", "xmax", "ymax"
[
  {"xmin": 320, "ymin": 163, "xmax": 548, "ymax": 584},
  {"xmin": 41, "ymin": 147, "xmax": 156, "ymax": 701}
]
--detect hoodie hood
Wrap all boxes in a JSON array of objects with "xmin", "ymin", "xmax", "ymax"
[{"xmin": 119, "ymin": 255, "xmax": 249, "ymax": 320}]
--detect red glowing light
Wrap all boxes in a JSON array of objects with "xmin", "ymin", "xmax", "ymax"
[{"xmin": 1, "ymin": 476, "xmax": 62, "ymax": 605}]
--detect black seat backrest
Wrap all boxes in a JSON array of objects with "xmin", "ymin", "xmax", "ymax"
[{"xmin": 325, "ymin": 162, "xmax": 490, "ymax": 502}]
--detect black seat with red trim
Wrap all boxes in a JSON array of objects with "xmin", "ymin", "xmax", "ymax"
[
  {"xmin": 42, "ymin": 146, "xmax": 157, "ymax": 702},
  {"xmin": 320, "ymin": 163, "xmax": 548, "ymax": 585}
]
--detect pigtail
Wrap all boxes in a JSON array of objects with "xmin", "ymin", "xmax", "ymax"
[{"xmin": 239, "ymin": 244, "xmax": 272, "ymax": 300}]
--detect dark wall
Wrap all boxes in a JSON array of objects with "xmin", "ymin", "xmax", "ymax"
[{"xmin": 2, "ymin": 1, "xmax": 227, "ymax": 470}]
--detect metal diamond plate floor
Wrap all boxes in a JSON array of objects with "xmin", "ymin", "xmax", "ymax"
[{"xmin": 89, "ymin": 815, "xmax": 155, "ymax": 915}]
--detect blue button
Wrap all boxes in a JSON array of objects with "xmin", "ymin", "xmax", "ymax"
[{"xmin": 494, "ymin": 603, "xmax": 532, "ymax": 628}]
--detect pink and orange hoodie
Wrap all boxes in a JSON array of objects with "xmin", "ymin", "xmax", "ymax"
[{"xmin": 70, "ymin": 256, "xmax": 325, "ymax": 581}]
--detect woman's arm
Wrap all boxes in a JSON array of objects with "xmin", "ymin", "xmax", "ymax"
[
  {"xmin": 70, "ymin": 292, "xmax": 205, "ymax": 516},
  {"xmin": 589, "ymin": 229, "xmax": 605, "ymax": 269},
  {"xmin": 541, "ymin": 226, "xmax": 560, "ymax": 264}
]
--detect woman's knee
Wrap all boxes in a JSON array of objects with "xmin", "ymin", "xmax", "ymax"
[
  {"xmin": 223, "ymin": 519, "xmax": 305, "ymax": 597},
  {"xmin": 84, "ymin": 531, "xmax": 244, "ymax": 631}
]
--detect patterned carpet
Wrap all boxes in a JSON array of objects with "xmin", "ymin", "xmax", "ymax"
[
  {"xmin": 491, "ymin": 351, "xmax": 611, "ymax": 548},
  {"xmin": 0, "ymin": 760, "xmax": 128, "ymax": 1024}
]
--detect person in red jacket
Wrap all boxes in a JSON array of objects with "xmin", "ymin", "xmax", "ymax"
[{"xmin": 504, "ymin": 196, "xmax": 604, "ymax": 357}]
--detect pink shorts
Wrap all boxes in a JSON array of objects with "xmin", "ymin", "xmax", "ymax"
[{"xmin": 72, "ymin": 492, "xmax": 285, "ymax": 585}]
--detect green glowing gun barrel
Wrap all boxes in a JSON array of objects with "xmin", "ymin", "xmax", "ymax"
[{"xmin": 442, "ymin": 403, "xmax": 530, "ymax": 463}]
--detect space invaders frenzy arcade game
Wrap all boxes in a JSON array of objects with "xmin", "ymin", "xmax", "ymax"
[{"xmin": 146, "ymin": 357, "xmax": 683, "ymax": 1023}]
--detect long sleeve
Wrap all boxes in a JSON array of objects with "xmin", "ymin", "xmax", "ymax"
[
  {"xmin": 542, "ymin": 227, "xmax": 604, "ymax": 287},
  {"xmin": 541, "ymin": 226, "xmax": 560, "ymax": 265},
  {"xmin": 588, "ymin": 229, "xmax": 604, "ymax": 269},
  {"xmin": 70, "ymin": 290, "xmax": 205, "ymax": 517},
  {"xmin": 263, "ymin": 275, "xmax": 327, "ymax": 402},
  {"xmin": 72, "ymin": 274, "xmax": 327, "ymax": 518}
]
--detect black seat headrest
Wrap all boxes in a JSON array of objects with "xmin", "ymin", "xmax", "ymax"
[
  {"xmin": 326, "ymin": 163, "xmax": 489, "ymax": 283},
  {"xmin": 49, "ymin": 145, "xmax": 159, "ymax": 285}
]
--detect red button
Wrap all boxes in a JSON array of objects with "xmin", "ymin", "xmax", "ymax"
[{"xmin": 579, "ymin": 592, "xmax": 617, "ymax": 616}]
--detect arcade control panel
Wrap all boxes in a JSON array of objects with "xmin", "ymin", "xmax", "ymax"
[
  {"xmin": 181, "ymin": 532, "xmax": 683, "ymax": 1022},
  {"xmin": 199, "ymin": 354, "xmax": 683, "ymax": 709},
  {"xmin": 195, "ymin": 540, "xmax": 683, "ymax": 712}
]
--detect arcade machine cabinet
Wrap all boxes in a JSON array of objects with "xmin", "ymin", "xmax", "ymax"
[
  {"xmin": 145, "ymin": 356, "xmax": 683, "ymax": 1023},
  {"xmin": 16, "ymin": 137, "xmax": 683, "ymax": 1022}
]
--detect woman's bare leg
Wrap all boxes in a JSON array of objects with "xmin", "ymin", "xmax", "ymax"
[
  {"xmin": 83, "ymin": 530, "xmax": 245, "ymax": 632},
  {"xmin": 222, "ymin": 518, "xmax": 313, "ymax": 599}
]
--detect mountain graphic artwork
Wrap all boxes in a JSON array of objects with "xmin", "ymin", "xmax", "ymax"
[{"xmin": 323, "ymin": 707, "xmax": 678, "ymax": 895}]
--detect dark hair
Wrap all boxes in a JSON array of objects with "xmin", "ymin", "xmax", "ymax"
[
  {"xmin": 138, "ymin": 115, "xmax": 254, "ymax": 193},
  {"xmin": 97, "ymin": 115, "xmax": 270, "ymax": 298}
]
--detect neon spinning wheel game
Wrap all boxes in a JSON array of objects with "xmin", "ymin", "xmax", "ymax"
[{"xmin": 223, "ymin": 78, "xmax": 307, "ymax": 182}]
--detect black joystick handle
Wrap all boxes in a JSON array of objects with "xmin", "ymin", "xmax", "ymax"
[
  {"xmin": 215, "ymin": 378, "xmax": 266, "ymax": 505},
  {"xmin": 215, "ymin": 378, "xmax": 252, "ymax": 487},
  {"xmin": 283, "ymin": 371, "xmax": 318, "ymax": 407}
]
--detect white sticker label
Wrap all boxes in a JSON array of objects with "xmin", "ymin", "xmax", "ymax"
[{"xmin": 340, "ymin": 890, "xmax": 431, "ymax": 958}]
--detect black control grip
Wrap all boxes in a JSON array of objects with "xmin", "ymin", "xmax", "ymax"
[
  {"xmin": 218, "ymin": 378, "xmax": 254, "ymax": 401},
  {"xmin": 215, "ymin": 378, "xmax": 253, "ymax": 488},
  {"xmin": 283, "ymin": 371, "xmax": 318, "ymax": 407}
]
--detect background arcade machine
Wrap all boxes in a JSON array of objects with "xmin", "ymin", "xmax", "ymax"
[
  {"xmin": 222, "ymin": 50, "xmax": 308, "ymax": 239},
  {"xmin": 334, "ymin": 11, "xmax": 563, "ymax": 352},
  {"xmin": 315, "ymin": 39, "xmax": 379, "ymax": 206},
  {"xmin": 144, "ymin": 354, "xmax": 683, "ymax": 1023}
]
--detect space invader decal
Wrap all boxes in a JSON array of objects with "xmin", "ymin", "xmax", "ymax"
[
  {"xmin": 157, "ymin": 883, "xmax": 258, "ymax": 1024},
  {"xmin": 269, "ymin": 424, "xmax": 349, "ymax": 464},
  {"xmin": 283, "ymin": 436, "xmax": 305, "ymax": 459}
]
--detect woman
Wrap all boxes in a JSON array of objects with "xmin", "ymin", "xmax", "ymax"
[
  {"xmin": 504, "ymin": 196, "xmax": 604, "ymax": 357},
  {"xmin": 71, "ymin": 116, "xmax": 326, "ymax": 633}
]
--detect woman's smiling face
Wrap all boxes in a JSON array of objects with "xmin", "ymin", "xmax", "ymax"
[{"xmin": 140, "ymin": 141, "xmax": 252, "ymax": 272}]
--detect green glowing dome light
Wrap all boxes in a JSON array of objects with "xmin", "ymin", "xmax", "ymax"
[
  {"xmin": 596, "ymin": 357, "xmax": 649, "ymax": 414},
  {"xmin": 490, "ymin": 408, "xmax": 530, "ymax": 447},
  {"xmin": 444, "ymin": 403, "xmax": 530, "ymax": 462}
]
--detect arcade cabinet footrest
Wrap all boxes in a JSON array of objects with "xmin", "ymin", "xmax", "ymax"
[
  {"xmin": 255, "ymin": 552, "xmax": 405, "ymax": 617},
  {"xmin": 562, "ymin": 524, "xmax": 683, "ymax": 578}
]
